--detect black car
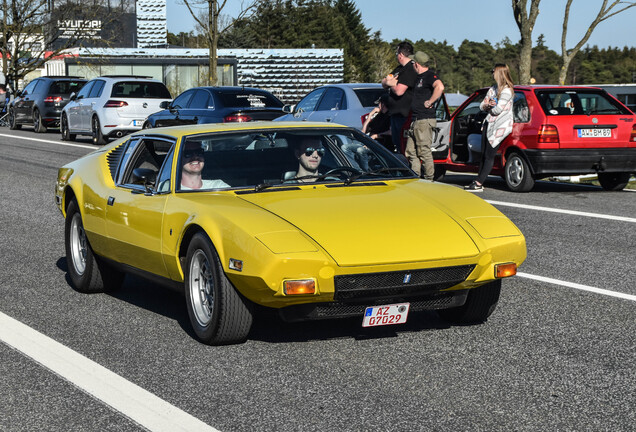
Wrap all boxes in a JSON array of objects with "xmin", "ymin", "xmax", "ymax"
[
  {"xmin": 144, "ymin": 86, "xmax": 285, "ymax": 128},
  {"xmin": 9, "ymin": 76, "xmax": 87, "ymax": 132}
]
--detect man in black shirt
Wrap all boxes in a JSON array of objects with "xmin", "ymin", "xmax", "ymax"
[
  {"xmin": 405, "ymin": 51, "xmax": 444, "ymax": 180},
  {"xmin": 382, "ymin": 41, "xmax": 417, "ymax": 153}
]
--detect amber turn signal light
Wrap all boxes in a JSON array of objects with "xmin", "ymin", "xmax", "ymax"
[
  {"xmin": 284, "ymin": 280, "xmax": 316, "ymax": 295},
  {"xmin": 495, "ymin": 263, "xmax": 517, "ymax": 278}
]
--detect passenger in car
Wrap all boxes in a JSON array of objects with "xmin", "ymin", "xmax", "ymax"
[{"xmin": 180, "ymin": 142, "xmax": 229, "ymax": 190}]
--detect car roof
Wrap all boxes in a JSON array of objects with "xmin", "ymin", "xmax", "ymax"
[{"xmin": 318, "ymin": 83, "xmax": 383, "ymax": 89}]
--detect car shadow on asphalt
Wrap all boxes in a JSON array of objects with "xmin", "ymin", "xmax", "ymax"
[{"xmin": 441, "ymin": 172, "xmax": 609, "ymax": 193}]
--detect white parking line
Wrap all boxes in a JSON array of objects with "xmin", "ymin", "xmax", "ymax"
[
  {"xmin": 517, "ymin": 272, "xmax": 636, "ymax": 302},
  {"xmin": 487, "ymin": 200, "xmax": 636, "ymax": 223},
  {"xmin": 0, "ymin": 312, "xmax": 220, "ymax": 432},
  {"xmin": 0, "ymin": 132, "xmax": 96, "ymax": 149}
]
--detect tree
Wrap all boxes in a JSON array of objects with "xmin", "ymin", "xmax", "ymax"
[
  {"xmin": 0, "ymin": 0, "xmax": 118, "ymax": 91},
  {"xmin": 180, "ymin": 0, "xmax": 260, "ymax": 85},
  {"xmin": 512, "ymin": 0, "xmax": 540, "ymax": 85},
  {"xmin": 559, "ymin": 0, "xmax": 636, "ymax": 84}
]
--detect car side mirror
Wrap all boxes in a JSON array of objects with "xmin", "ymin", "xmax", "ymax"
[
  {"xmin": 282, "ymin": 104, "xmax": 294, "ymax": 114},
  {"xmin": 69, "ymin": 92, "xmax": 77, "ymax": 101},
  {"xmin": 160, "ymin": 100, "xmax": 170, "ymax": 109},
  {"xmin": 132, "ymin": 167, "xmax": 157, "ymax": 195}
]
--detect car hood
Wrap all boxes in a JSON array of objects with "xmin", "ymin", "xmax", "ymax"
[{"xmin": 237, "ymin": 181, "xmax": 481, "ymax": 267}]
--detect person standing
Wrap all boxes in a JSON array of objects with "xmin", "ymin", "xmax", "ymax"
[
  {"xmin": 382, "ymin": 41, "xmax": 417, "ymax": 153},
  {"xmin": 465, "ymin": 63, "xmax": 514, "ymax": 192},
  {"xmin": 404, "ymin": 51, "xmax": 444, "ymax": 180}
]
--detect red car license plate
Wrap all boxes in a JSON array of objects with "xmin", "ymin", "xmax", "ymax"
[
  {"xmin": 577, "ymin": 128, "xmax": 611, "ymax": 138},
  {"xmin": 362, "ymin": 303, "xmax": 410, "ymax": 327}
]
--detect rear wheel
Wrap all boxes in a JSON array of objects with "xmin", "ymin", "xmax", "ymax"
[
  {"xmin": 33, "ymin": 108, "xmax": 47, "ymax": 133},
  {"xmin": 65, "ymin": 200, "xmax": 123, "ymax": 293},
  {"xmin": 9, "ymin": 108, "xmax": 20, "ymax": 130},
  {"xmin": 61, "ymin": 114, "xmax": 76, "ymax": 141},
  {"xmin": 91, "ymin": 116, "xmax": 107, "ymax": 145},
  {"xmin": 437, "ymin": 280, "xmax": 501, "ymax": 324},
  {"xmin": 597, "ymin": 172, "xmax": 631, "ymax": 191},
  {"xmin": 185, "ymin": 232, "xmax": 253, "ymax": 345},
  {"xmin": 505, "ymin": 152, "xmax": 534, "ymax": 192}
]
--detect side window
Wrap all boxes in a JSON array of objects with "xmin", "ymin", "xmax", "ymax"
[
  {"xmin": 171, "ymin": 90, "xmax": 195, "ymax": 109},
  {"xmin": 88, "ymin": 80, "xmax": 105, "ymax": 98},
  {"xmin": 296, "ymin": 89, "xmax": 325, "ymax": 113},
  {"xmin": 21, "ymin": 80, "xmax": 38, "ymax": 96},
  {"xmin": 120, "ymin": 138, "xmax": 174, "ymax": 188},
  {"xmin": 189, "ymin": 90, "xmax": 210, "ymax": 109},
  {"xmin": 317, "ymin": 88, "xmax": 345, "ymax": 111},
  {"xmin": 435, "ymin": 96, "xmax": 449, "ymax": 121},
  {"xmin": 156, "ymin": 146, "xmax": 175, "ymax": 193},
  {"xmin": 456, "ymin": 94, "xmax": 487, "ymax": 119},
  {"xmin": 116, "ymin": 138, "xmax": 142, "ymax": 185},
  {"xmin": 513, "ymin": 92, "xmax": 530, "ymax": 123},
  {"xmin": 32, "ymin": 80, "xmax": 46, "ymax": 95},
  {"xmin": 76, "ymin": 81, "xmax": 95, "ymax": 99}
]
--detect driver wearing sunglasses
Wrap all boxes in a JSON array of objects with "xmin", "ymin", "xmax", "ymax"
[
  {"xmin": 180, "ymin": 142, "xmax": 229, "ymax": 190},
  {"xmin": 293, "ymin": 136, "xmax": 325, "ymax": 182}
]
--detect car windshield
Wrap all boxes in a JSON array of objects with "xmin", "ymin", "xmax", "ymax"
[
  {"xmin": 216, "ymin": 91, "xmax": 284, "ymax": 108},
  {"xmin": 50, "ymin": 81, "xmax": 86, "ymax": 94},
  {"xmin": 353, "ymin": 88, "xmax": 389, "ymax": 108},
  {"xmin": 536, "ymin": 90, "xmax": 631, "ymax": 115},
  {"xmin": 176, "ymin": 128, "xmax": 414, "ymax": 192},
  {"xmin": 111, "ymin": 81, "xmax": 171, "ymax": 99}
]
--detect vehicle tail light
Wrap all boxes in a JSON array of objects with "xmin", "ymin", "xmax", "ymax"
[
  {"xmin": 631, "ymin": 125, "xmax": 636, "ymax": 142},
  {"xmin": 538, "ymin": 124, "xmax": 559, "ymax": 144},
  {"xmin": 224, "ymin": 114, "xmax": 253, "ymax": 123},
  {"xmin": 44, "ymin": 96, "xmax": 63, "ymax": 103},
  {"xmin": 495, "ymin": 263, "xmax": 517, "ymax": 278},
  {"xmin": 103, "ymin": 100, "xmax": 128, "ymax": 108}
]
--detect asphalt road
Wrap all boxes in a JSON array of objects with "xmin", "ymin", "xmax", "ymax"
[{"xmin": 1, "ymin": 127, "xmax": 635, "ymax": 431}]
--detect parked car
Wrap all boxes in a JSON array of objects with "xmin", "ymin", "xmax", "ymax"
[
  {"xmin": 431, "ymin": 85, "xmax": 636, "ymax": 191},
  {"xmin": 55, "ymin": 121, "xmax": 526, "ymax": 345},
  {"xmin": 143, "ymin": 86, "xmax": 285, "ymax": 128},
  {"xmin": 8, "ymin": 76, "xmax": 87, "ymax": 132},
  {"xmin": 275, "ymin": 83, "xmax": 388, "ymax": 129},
  {"xmin": 60, "ymin": 75, "xmax": 172, "ymax": 145}
]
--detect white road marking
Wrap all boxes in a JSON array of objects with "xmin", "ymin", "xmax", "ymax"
[
  {"xmin": 0, "ymin": 311, "xmax": 220, "ymax": 432},
  {"xmin": 486, "ymin": 200, "xmax": 636, "ymax": 223},
  {"xmin": 0, "ymin": 132, "xmax": 95, "ymax": 149},
  {"xmin": 517, "ymin": 272, "xmax": 636, "ymax": 302}
]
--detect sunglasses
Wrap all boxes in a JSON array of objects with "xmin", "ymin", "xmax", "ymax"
[
  {"xmin": 303, "ymin": 147, "xmax": 325, "ymax": 157},
  {"xmin": 184, "ymin": 149, "xmax": 204, "ymax": 159}
]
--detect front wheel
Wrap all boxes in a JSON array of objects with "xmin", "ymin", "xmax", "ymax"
[
  {"xmin": 92, "ymin": 116, "xmax": 107, "ymax": 145},
  {"xmin": 185, "ymin": 232, "xmax": 253, "ymax": 345},
  {"xmin": 33, "ymin": 108, "xmax": 47, "ymax": 133},
  {"xmin": 9, "ymin": 108, "xmax": 21, "ymax": 130},
  {"xmin": 64, "ymin": 200, "xmax": 123, "ymax": 293},
  {"xmin": 505, "ymin": 152, "xmax": 535, "ymax": 192},
  {"xmin": 61, "ymin": 114, "xmax": 76, "ymax": 141},
  {"xmin": 597, "ymin": 172, "xmax": 631, "ymax": 191},
  {"xmin": 437, "ymin": 279, "xmax": 501, "ymax": 324}
]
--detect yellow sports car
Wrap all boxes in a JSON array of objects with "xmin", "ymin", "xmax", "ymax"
[{"xmin": 56, "ymin": 122, "xmax": 526, "ymax": 345}]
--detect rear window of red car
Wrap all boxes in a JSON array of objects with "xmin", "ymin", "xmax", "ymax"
[{"xmin": 536, "ymin": 89, "xmax": 631, "ymax": 116}]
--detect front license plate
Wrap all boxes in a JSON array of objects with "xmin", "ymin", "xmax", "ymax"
[
  {"xmin": 362, "ymin": 303, "xmax": 410, "ymax": 328},
  {"xmin": 132, "ymin": 119, "xmax": 144, "ymax": 127},
  {"xmin": 577, "ymin": 128, "xmax": 611, "ymax": 138}
]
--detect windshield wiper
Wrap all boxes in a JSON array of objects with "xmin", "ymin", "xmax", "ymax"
[{"xmin": 343, "ymin": 167, "xmax": 414, "ymax": 185}]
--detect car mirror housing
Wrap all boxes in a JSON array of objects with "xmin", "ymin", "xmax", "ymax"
[
  {"xmin": 132, "ymin": 168, "xmax": 157, "ymax": 194},
  {"xmin": 160, "ymin": 100, "xmax": 170, "ymax": 109},
  {"xmin": 282, "ymin": 104, "xmax": 295, "ymax": 114},
  {"xmin": 69, "ymin": 92, "xmax": 77, "ymax": 101}
]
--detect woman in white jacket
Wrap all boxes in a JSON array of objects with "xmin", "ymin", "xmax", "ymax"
[{"xmin": 465, "ymin": 64, "xmax": 514, "ymax": 192}]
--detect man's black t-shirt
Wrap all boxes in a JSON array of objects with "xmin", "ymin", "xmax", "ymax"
[
  {"xmin": 386, "ymin": 63, "xmax": 417, "ymax": 118},
  {"xmin": 411, "ymin": 69, "xmax": 440, "ymax": 119},
  {"xmin": 367, "ymin": 111, "xmax": 390, "ymax": 136}
]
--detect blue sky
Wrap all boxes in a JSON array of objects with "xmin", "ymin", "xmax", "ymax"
[{"xmin": 166, "ymin": 0, "xmax": 636, "ymax": 52}]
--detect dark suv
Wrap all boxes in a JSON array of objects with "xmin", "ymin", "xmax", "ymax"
[{"xmin": 9, "ymin": 77, "xmax": 87, "ymax": 132}]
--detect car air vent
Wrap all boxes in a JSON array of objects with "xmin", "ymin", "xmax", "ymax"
[{"xmin": 106, "ymin": 144, "xmax": 126, "ymax": 182}]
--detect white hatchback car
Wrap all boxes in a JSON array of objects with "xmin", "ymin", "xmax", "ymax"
[{"xmin": 61, "ymin": 76, "xmax": 172, "ymax": 145}]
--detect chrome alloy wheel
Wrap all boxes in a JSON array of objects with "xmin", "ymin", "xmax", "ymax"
[
  {"xmin": 506, "ymin": 155, "xmax": 525, "ymax": 187},
  {"xmin": 189, "ymin": 249, "xmax": 215, "ymax": 327},
  {"xmin": 69, "ymin": 213, "xmax": 87, "ymax": 275}
]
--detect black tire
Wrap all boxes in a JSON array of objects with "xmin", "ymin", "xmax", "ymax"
[
  {"xmin": 9, "ymin": 108, "xmax": 21, "ymax": 130},
  {"xmin": 64, "ymin": 200, "xmax": 123, "ymax": 293},
  {"xmin": 61, "ymin": 114, "xmax": 76, "ymax": 141},
  {"xmin": 597, "ymin": 172, "xmax": 631, "ymax": 191},
  {"xmin": 184, "ymin": 232, "xmax": 253, "ymax": 345},
  {"xmin": 433, "ymin": 165, "xmax": 447, "ymax": 182},
  {"xmin": 504, "ymin": 152, "xmax": 535, "ymax": 192},
  {"xmin": 33, "ymin": 108, "xmax": 47, "ymax": 133},
  {"xmin": 437, "ymin": 279, "xmax": 501, "ymax": 324},
  {"xmin": 92, "ymin": 115, "xmax": 107, "ymax": 145},
  {"xmin": 142, "ymin": 121, "xmax": 152, "ymax": 129}
]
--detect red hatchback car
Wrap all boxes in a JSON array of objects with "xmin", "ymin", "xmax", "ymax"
[{"xmin": 431, "ymin": 85, "xmax": 636, "ymax": 191}]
